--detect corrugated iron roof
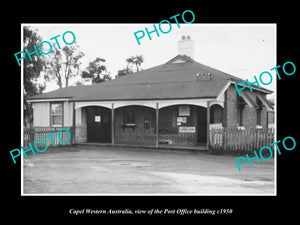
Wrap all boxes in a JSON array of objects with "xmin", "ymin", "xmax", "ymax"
[{"xmin": 27, "ymin": 55, "xmax": 272, "ymax": 101}]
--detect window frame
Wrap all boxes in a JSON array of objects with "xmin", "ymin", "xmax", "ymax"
[
  {"xmin": 256, "ymin": 108, "xmax": 262, "ymax": 126},
  {"xmin": 210, "ymin": 104, "xmax": 223, "ymax": 124},
  {"xmin": 50, "ymin": 102, "xmax": 64, "ymax": 127},
  {"xmin": 237, "ymin": 93, "xmax": 245, "ymax": 126},
  {"xmin": 123, "ymin": 107, "xmax": 136, "ymax": 126},
  {"xmin": 256, "ymin": 96, "xmax": 263, "ymax": 126},
  {"xmin": 158, "ymin": 106, "xmax": 177, "ymax": 134}
]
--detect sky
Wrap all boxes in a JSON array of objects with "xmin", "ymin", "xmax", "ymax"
[{"xmin": 23, "ymin": 23, "xmax": 276, "ymax": 98}]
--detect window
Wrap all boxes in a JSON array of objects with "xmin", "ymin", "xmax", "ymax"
[
  {"xmin": 124, "ymin": 108, "xmax": 136, "ymax": 125},
  {"xmin": 256, "ymin": 109, "xmax": 262, "ymax": 126},
  {"xmin": 210, "ymin": 104, "xmax": 223, "ymax": 124},
  {"xmin": 159, "ymin": 106, "xmax": 177, "ymax": 134},
  {"xmin": 178, "ymin": 105, "xmax": 194, "ymax": 126},
  {"xmin": 256, "ymin": 97, "xmax": 263, "ymax": 126},
  {"xmin": 237, "ymin": 107, "xmax": 243, "ymax": 126},
  {"xmin": 51, "ymin": 103, "xmax": 63, "ymax": 127},
  {"xmin": 237, "ymin": 94, "xmax": 245, "ymax": 126}
]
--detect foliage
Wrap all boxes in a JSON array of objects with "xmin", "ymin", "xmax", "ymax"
[
  {"xmin": 23, "ymin": 26, "xmax": 46, "ymax": 127},
  {"xmin": 81, "ymin": 57, "xmax": 111, "ymax": 84},
  {"xmin": 117, "ymin": 55, "xmax": 144, "ymax": 77},
  {"xmin": 44, "ymin": 43, "xmax": 84, "ymax": 88},
  {"xmin": 117, "ymin": 66, "xmax": 133, "ymax": 77},
  {"xmin": 127, "ymin": 55, "xmax": 144, "ymax": 72},
  {"xmin": 23, "ymin": 26, "xmax": 46, "ymax": 97}
]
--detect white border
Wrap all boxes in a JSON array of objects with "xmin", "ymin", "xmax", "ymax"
[
  {"xmin": 21, "ymin": 24, "xmax": 24, "ymax": 195},
  {"xmin": 274, "ymin": 24, "xmax": 277, "ymax": 196}
]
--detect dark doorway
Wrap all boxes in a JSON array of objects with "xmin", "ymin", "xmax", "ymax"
[
  {"xmin": 197, "ymin": 107, "xmax": 207, "ymax": 143},
  {"xmin": 86, "ymin": 106, "xmax": 111, "ymax": 143}
]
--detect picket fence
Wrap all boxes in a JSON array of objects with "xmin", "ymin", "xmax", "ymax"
[
  {"xmin": 209, "ymin": 127, "xmax": 275, "ymax": 153},
  {"xmin": 23, "ymin": 127, "xmax": 74, "ymax": 148}
]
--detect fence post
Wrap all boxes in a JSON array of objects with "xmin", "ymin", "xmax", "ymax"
[
  {"xmin": 264, "ymin": 128, "xmax": 268, "ymax": 147},
  {"xmin": 211, "ymin": 128, "xmax": 214, "ymax": 149},
  {"xmin": 71, "ymin": 126, "xmax": 75, "ymax": 145},
  {"xmin": 222, "ymin": 128, "xmax": 225, "ymax": 150},
  {"xmin": 30, "ymin": 128, "xmax": 34, "ymax": 146},
  {"xmin": 202, "ymin": 127, "xmax": 275, "ymax": 154}
]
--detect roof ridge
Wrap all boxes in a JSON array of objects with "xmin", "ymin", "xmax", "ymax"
[
  {"xmin": 165, "ymin": 54, "xmax": 195, "ymax": 64},
  {"xmin": 104, "ymin": 79, "xmax": 223, "ymax": 87}
]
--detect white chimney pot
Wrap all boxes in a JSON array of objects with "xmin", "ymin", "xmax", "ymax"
[{"xmin": 178, "ymin": 35, "xmax": 195, "ymax": 59}]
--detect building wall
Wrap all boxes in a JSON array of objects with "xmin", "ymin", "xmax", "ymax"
[
  {"xmin": 225, "ymin": 84, "xmax": 269, "ymax": 129},
  {"xmin": 33, "ymin": 102, "xmax": 50, "ymax": 127},
  {"xmin": 32, "ymin": 86, "xmax": 271, "ymax": 147},
  {"xmin": 63, "ymin": 101, "xmax": 73, "ymax": 127},
  {"xmin": 75, "ymin": 107, "xmax": 87, "ymax": 143},
  {"xmin": 31, "ymin": 101, "xmax": 72, "ymax": 146},
  {"xmin": 33, "ymin": 101, "xmax": 74, "ymax": 127},
  {"xmin": 114, "ymin": 105, "xmax": 205, "ymax": 145},
  {"xmin": 268, "ymin": 111, "xmax": 275, "ymax": 128},
  {"xmin": 158, "ymin": 105, "xmax": 199, "ymax": 145},
  {"xmin": 114, "ymin": 106, "xmax": 156, "ymax": 145}
]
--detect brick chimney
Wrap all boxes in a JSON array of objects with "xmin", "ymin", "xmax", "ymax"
[{"xmin": 178, "ymin": 35, "xmax": 195, "ymax": 59}]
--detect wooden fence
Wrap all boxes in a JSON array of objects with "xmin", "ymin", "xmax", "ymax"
[
  {"xmin": 23, "ymin": 127, "xmax": 74, "ymax": 148},
  {"xmin": 209, "ymin": 127, "xmax": 275, "ymax": 153}
]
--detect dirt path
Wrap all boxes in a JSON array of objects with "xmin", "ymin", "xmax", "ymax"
[{"xmin": 23, "ymin": 145, "xmax": 275, "ymax": 195}]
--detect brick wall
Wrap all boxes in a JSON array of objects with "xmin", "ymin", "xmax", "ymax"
[
  {"xmin": 210, "ymin": 104, "xmax": 223, "ymax": 123},
  {"xmin": 225, "ymin": 84, "xmax": 269, "ymax": 129},
  {"xmin": 225, "ymin": 85, "xmax": 238, "ymax": 128},
  {"xmin": 159, "ymin": 105, "xmax": 199, "ymax": 145},
  {"xmin": 159, "ymin": 133, "xmax": 198, "ymax": 145},
  {"xmin": 115, "ymin": 106, "xmax": 156, "ymax": 145},
  {"xmin": 114, "ymin": 105, "xmax": 201, "ymax": 145}
]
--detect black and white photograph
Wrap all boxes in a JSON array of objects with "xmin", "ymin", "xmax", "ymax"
[
  {"xmin": 21, "ymin": 23, "xmax": 276, "ymax": 195},
  {"xmin": 4, "ymin": 5, "xmax": 298, "ymax": 220}
]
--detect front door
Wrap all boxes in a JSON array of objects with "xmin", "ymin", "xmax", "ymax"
[
  {"xmin": 86, "ymin": 106, "xmax": 111, "ymax": 143},
  {"xmin": 197, "ymin": 107, "xmax": 207, "ymax": 143}
]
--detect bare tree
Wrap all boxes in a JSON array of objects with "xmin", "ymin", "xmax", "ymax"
[{"xmin": 44, "ymin": 43, "xmax": 84, "ymax": 88}]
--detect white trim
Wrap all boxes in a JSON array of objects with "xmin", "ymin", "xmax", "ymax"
[
  {"xmin": 210, "ymin": 102, "xmax": 224, "ymax": 108},
  {"xmin": 27, "ymin": 98, "xmax": 70, "ymax": 103},
  {"xmin": 114, "ymin": 101, "xmax": 156, "ymax": 109},
  {"xmin": 21, "ymin": 24, "xmax": 24, "ymax": 195},
  {"xmin": 240, "ymin": 92, "xmax": 255, "ymax": 108},
  {"xmin": 216, "ymin": 80, "xmax": 231, "ymax": 100},
  {"xmin": 257, "ymin": 94, "xmax": 273, "ymax": 111},
  {"xmin": 209, "ymin": 123, "xmax": 223, "ymax": 129},
  {"xmin": 73, "ymin": 98, "xmax": 218, "ymax": 110},
  {"xmin": 75, "ymin": 101, "xmax": 112, "ymax": 109},
  {"xmin": 231, "ymin": 81, "xmax": 272, "ymax": 94},
  {"xmin": 157, "ymin": 98, "xmax": 216, "ymax": 109}
]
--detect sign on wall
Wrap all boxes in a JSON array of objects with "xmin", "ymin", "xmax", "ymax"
[
  {"xmin": 177, "ymin": 117, "xmax": 187, "ymax": 123},
  {"xmin": 95, "ymin": 116, "xmax": 101, "ymax": 122},
  {"xmin": 178, "ymin": 106, "xmax": 190, "ymax": 116},
  {"xmin": 179, "ymin": 126, "xmax": 195, "ymax": 133}
]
